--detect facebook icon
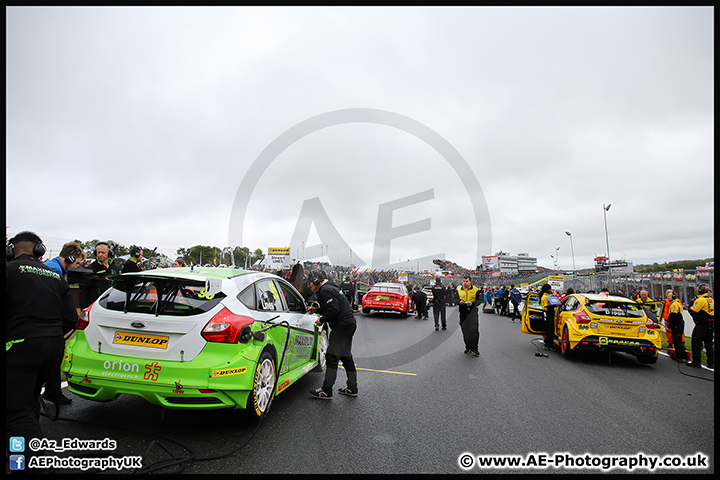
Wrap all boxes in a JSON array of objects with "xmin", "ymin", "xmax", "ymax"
[{"xmin": 9, "ymin": 455, "xmax": 25, "ymax": 471}]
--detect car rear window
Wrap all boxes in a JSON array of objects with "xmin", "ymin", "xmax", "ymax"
[
  {"xmin": 372, "ymin": 286, "xmax": 402, "ymax": 294},
  {"xmin": 585, "ymin": 299, "xmax": 645, "ymax": 318},
  {"xmin": 99, "ymin": 278, "xmax": 225, "ymax": 316}
]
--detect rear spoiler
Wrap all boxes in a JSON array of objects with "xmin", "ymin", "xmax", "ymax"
[{"xmin": 117, "ymin": 275, "xmax": 223, "ymax": 316}]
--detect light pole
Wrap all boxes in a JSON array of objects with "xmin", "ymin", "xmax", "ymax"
[
  {"xmin": 565, "ymin": 231, "xmax": 576, "ymax": 278},
  {"xmin": 603, "ymin": 203, "xmax": 611, "ymax": 277},
  {"xmin": 556, "ymin": 247, "xmax": 560, "ymax": 272}
]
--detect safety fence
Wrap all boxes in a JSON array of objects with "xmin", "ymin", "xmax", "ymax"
[{"xmin": 562, "ymin": 270, "xmax": 714, "ymax": 305}]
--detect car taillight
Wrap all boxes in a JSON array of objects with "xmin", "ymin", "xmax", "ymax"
[
  {"xmin": 76, "ymin": 305, "xmax": 92, "ymax": 330},
  {"xmin": 573, "ymin": 311, "xmax": 591, "ymax": 324},
  {"xmin": 645, "ymin": 318, "xmax": 659, "ymax": 329},
  {"xmin": 201, "ymin": 308, "xmax": 255, "ymax": 344}
]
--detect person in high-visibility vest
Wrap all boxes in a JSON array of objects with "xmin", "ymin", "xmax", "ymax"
[
  {"xmin": 458, "ymin": 276, "xmax": 481, "ymax": 356},
  {"xmin": 687, "ymin": 285, "xmax": 714, "ymax": 369}
]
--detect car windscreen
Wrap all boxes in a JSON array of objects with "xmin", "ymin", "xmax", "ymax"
[
  {"xmin": 99, "ymin": 277, "xmax": 225, "ymax": 316},
  {"xmin": 584, "ymin": 299, "xmax": 646, "ymax": 318}
]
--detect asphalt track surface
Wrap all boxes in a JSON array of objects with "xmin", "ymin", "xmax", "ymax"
[{"xmin": 27, "ymin": 307, "xmax": 715, "ymax": 474}]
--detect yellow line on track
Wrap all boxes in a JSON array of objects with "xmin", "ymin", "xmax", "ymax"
[{"xmin": 339, "ymin": 365, "xmax": 417, "ymax": 376}]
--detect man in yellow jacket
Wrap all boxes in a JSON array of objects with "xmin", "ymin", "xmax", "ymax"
[
  {"xmin": 458, "ymin": 276, "xmax": 481, "ymax": 356},
  {"xmin": 687, "ymin": 285, "xmax": 714, "ymax": 369}
]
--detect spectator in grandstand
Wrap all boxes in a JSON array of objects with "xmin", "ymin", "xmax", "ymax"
[{"xmin": 173, "ymin": 258, "xmax": 186, "ymax": 267}]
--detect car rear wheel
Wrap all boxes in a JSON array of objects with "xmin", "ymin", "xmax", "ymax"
[
  {"xmin": 362, "ymin": 307, "xmax": 371, "ymax": 315},
  {"xmin": 560, "ymin": 326, "xmax": 572, "ymax": 357},
  {"xmin": 637, "ymin": 353, "xmax": 658, "ymax": 364},
  {"xmin": 312, "ymin": 327, "xmax": 329, "ymax": 372},
  {"xmin": 247, "ymin": 352, "xmax": 276, "ymax": 419}
]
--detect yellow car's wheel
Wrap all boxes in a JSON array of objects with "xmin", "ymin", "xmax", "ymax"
[{"xmin": 560, "ymin": 326, "xmax": 573, "ymax": 357}]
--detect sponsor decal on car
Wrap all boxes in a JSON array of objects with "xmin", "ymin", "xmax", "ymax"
[
  {"xmin": 143, "ymin": 362, "xmax": 162, "ymax": 381},
  {"xmin": 113, "ymin": 331, "xmax": 169, "ymax": 349},
  {"xmin": 277, "ymin": 379, "xmax": 291, "ymax": 393},
  {"xmin": 599, "ymin": 337, "xmax": 641, "ymax": 347},
  {"xmin": 211, "ymin": 367, "xmax": 248, "ymax": 378}
]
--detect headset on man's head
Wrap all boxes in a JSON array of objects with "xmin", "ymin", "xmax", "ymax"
[
  {"xmin": 5, "ymin": 233, "xmax": 46, "ymax": 260},
  {"xmin": 93, "ymin": 241, "xmax": 115, "ymax": 258}
]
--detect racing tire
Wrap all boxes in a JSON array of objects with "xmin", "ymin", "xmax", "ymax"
[
  {"xmin": 637, "ymin": 353, "xmax": 658, "ymax": 364},
  {"xmin": 362, "ymin": 307, "xmax": 371, "ymax": 315},
  {"xmin": 247, "ymin": 351, "xmax": 276, "ymax": 420},
  {"xmin": 560, "ymin": 326, "xmax": 572, "ymax": 357},
  {"xmin": 312, "ymin": 327, "xmax": 329, "ymax": 372}
]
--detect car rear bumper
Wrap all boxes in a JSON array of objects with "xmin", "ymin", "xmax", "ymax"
[
  {"xmin": 63, "ymin": 334, "xmax": 257, "ymax": 410},
  {"xmin": 571, "ymin": 335, "xmax": 660, "ymax": 357}
]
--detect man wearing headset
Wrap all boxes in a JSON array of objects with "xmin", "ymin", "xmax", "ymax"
[
  {"xmin": 44, "ymin": 241, "xmax": 85, "ymax": 278},
  {"xmin": 78, "ymin": 241, "xmax": 121, "ymax": 309},
  {"xmin": 6, "ymin": 231, "xmax": 78, "ymax": 467},
  {"xmin": 40, "ymin": 241, "xmax": 85, "ymax": 405},
  {"xmin": 306, "ymin": 271, "xmax": 358, "ymax": 399},
  {"xmin": 121, "ymin": 246, "xmax": 144, "ymax": 273}
]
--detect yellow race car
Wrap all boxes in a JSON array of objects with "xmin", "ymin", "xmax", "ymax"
[{"xmin": 521, "ymin": 292, "xmax": 663, "ymax": 364}]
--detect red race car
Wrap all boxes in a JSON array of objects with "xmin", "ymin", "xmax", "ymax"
[{"xmin": 361, "ymin": 282, "xmax": 415, "ymax": 317}]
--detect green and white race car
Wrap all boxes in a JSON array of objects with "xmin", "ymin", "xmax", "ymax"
[{"xmin": 63, "ymin": 268, "xmax": 328, "ymax": 418}]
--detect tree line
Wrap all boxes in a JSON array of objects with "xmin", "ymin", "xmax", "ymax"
[
  {"xmin": 75, "ymin": 240, "xmax": 265, "ymax": 267},
  {"xmin": 634, "ymin": 258, "xmax": 714, "ymax": 273}
]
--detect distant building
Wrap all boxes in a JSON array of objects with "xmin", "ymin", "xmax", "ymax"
[{"xmin": 480, "ymin": 252, "xmax": 537, "ymax": 275}]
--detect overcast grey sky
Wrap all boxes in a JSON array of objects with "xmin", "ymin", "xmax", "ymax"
[{"xmin": 6, "ymin": 6, "xmax": 714, "ymax": 271}]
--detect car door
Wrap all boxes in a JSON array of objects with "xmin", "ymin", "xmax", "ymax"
[
  {"xmin": 521, "ymin": 292, "xmax": 546, "ymax": 335},
  {"xmin": 268, "ymin": 278, "xmax": 318, "ymax": 375}
]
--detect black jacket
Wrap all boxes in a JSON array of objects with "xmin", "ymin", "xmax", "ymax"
[
  {"xmin": 431, "ymin": 284, "xmax": 446, "ymax": 304},
  {"xmin": 5, "ymin": 254, "xmax": 78, "ymax": 341},
  {"xmin": 78, "ymin": 259, "xmax": 121, "ymax": 309},
  {"xmin": 316, "ymin": 281, "xmax": 356, "ymax": 328}
]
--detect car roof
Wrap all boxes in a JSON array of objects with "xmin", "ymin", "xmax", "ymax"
[
  {"xmin": 119, "ymin": 267, "xmax": 274, "ymax": 281},
  {"xmin": 372, "ymin": 282, "xmax": 404, "ymax": 288},
  {"xmin": 576, "ymin": 293, "xmax": 638, "ymax": 303}
]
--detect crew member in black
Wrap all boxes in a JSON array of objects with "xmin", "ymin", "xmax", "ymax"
[
  {"xmin": 340, "ymin": 276, "xmax": 356, "ymax": 310},
  {"xmin": 78, "ymin": 241, "xmax": 121, "ymax": 309},
  {"xmin": 307, "ymin": 272, "xmax": 358, "ymax": 399},
  {"xmin": 431, "ymin": 277, "xmax": 447, "ymax": 330},
  {"xmin": 121, "ymin": 246, "xmax": 143, "ymax": 273},
  {"xmin": 413, "ymin": 286, "xmax": 429, "ymax": 320},
  {"xmin": 6, "ymin": 231, "xmax": 78, "ymax": 469}
]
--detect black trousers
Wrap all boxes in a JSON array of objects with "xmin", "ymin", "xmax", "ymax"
[
  {"xmin": 6, "ymin": 336, "xmax": 65, "ymax": 463},
  {"xmin": 544, "ymin": 306, "xmax": 556, "ymax": 348},
  {"xmin": 323, "ymin": 323, "xmax": 358, "ymax": 392},
  {"xmin": 668, "ymin": 318, "xmax": 687, "ymax": 360},
  {"xmin": 433, "ymin": 301, "xmax": 447, "ymax": 328},
  {"xmin": 511, "ymin": 302, "xmax": 520, "ymax": 320},
  {"xmin": 459, "ymin": 307, "xmax": 479, "ymax": 352},
  {"xmin": 691, "ymin": 321, "xmax": 714, "ymax": 365}
]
